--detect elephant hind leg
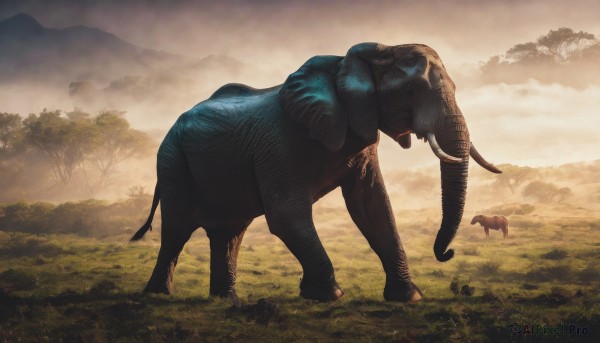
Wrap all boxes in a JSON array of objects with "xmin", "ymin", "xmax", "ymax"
[
  {"xmin": 205, "ymin": 221, "xmax": 252, "ymax": 300},
  {"xmin": 144, "ymin": 230, "xmax": 191, "ymax": 294},
  {"xmin": 144, "ymin": 192, "xmax": 198, "ymax": 294}
]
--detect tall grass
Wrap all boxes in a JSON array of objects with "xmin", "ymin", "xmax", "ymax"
[{"xmin": 477, "ymin": 261, "xmax": 503, "ymax": 277}]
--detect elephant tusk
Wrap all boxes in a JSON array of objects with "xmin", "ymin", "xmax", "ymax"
[
  {"xmin": 426, "ymin": 133, "xmax": 463, "ymax": 163},
  {"xmin": 469, "ymin": 143, "xmax": 502, "ymax": 174}
]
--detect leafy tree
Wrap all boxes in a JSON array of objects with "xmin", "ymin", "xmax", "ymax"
[
  {"xmin": 521, "ymin": 181, "xmax": 573, "ymax": 203},
  {"xmin": 0, "ymin": 112, "xmax": 22, "ymax": 155},
  {"xmin": 1, "ymin": 108, "xmax": 153, "ymax": 199},
  {"xmin": 127, "ymin": 185, "xmax": 151, "ymax": 198},
  {"xmin": 500, "ymin": 27, "xmax": 597, "ymax": 64},
  {"xmin": 536, "ymin": 28, "xmax": 596, "ymax": 62},
  {"xmin": 522, "ymin": 181, "xmax": 556, "ymax": 203},
  {"xmin": 65, "ymin": 108, "xmax": 91, "ymax": 121},
  {"xmin": 506, "ymin": 42, "xmax": 553, "ymax": 64},
  {"xmin": 90, "ymin": 111, "xmax": 153, "ymax": 185},
  {"xmin": 480, "ymin": 27, "xmax": 600, "ymax": 86},
  {"xmin": 493, "ymin": 164, "xmax": 536, "ymax": 194},
  {"xmin": 22, "ymin": 110, "xmax": 97, "ymax": 184},
  {"xmin": 555, "ymin": 187, "xmax": 573, "ymax": 202}
]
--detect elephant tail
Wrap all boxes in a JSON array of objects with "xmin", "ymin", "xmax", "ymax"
[{"xmin": 130, "ymin": 183, "xmax": 160, "ymax": 242}]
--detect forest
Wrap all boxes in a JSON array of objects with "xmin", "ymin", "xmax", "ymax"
[{"xmin": 0, "ymin": 109, "xmax": 153, "ymax": 201}]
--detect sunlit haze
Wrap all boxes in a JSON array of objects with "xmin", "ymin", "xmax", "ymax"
[{"xmin": 1, "ymin": 0, "xmax": 599, "ymax": 202}]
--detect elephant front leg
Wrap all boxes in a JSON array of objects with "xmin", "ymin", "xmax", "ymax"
[
  {"xmin": 205, "ymin": 221, "xmax": 251, "ymax": 303},
  {"xmin": 262, "ymin": 195, "xmax": 343, "ymax": 301},
  {"xmin": 341, "ymin": 158, "xmax": 422, "ymax": 303},
  {"xmin": 256, "ymin": 153, "xmax": 342, "ymax": 301}
]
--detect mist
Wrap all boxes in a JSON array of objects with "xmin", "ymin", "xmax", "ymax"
[{"xmin": 1, "ymin": 1, "xmax": 600, "ymax": 204}]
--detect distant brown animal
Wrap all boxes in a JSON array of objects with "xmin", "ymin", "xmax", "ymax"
[{"xmin": 471, "ymin": 215, "xmax": 508, "ymax": 238}]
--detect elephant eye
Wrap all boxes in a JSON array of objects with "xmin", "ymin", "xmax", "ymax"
[{"xmin": 394, "ymin": 55, "xmax": 425, "ymax": 76}]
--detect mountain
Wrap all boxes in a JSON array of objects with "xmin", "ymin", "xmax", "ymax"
[{"xmin": 0, "ymin": 13, "xmax": 183, "ymax": 84}]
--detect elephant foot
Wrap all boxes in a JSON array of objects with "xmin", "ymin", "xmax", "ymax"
[
  {"xmin": 299, "ymin": 279, "xmax": 345, "ymax": 301},
  {"xmin": 383, "ymin": 282, "xmax": 423, "ymax": 303}
]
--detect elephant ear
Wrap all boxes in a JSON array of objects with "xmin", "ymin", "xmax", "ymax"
[
  {"xmin": 279, "ymin": 55, "xmax": 346, "ymax": 152},
  {"xmin": 336, "ymin": 43, "xmax": 392, "ymax": 143}
]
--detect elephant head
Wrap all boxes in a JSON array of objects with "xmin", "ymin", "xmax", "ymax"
[{"xmin": 280, "ymin": 42, "xmax": 501, "ymax": 262}]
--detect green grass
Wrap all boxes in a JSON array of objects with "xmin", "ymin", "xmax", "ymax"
[{"xmin": 0, "ymin": 204, "xmax": 599, "ymax": 342}]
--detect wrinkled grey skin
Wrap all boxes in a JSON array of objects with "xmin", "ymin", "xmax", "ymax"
[
  {"xmin": 131, "ymin": 43, "xmax": 501, "ymax": 303},
  {"xmin": 471, "ymin": 215, "xmax": 509, "ymax": 238}
]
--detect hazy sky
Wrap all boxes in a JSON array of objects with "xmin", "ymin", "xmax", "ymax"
[
  {"xmin": 1, "ymin": 0, "xmax": 599, "ymax": 168},
  {"xmin": 3, "ymin": 0, "xmax": 600, "ymax": 69}
]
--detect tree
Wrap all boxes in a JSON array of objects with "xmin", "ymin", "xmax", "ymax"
[
  {"xmin": 127, "ymin": 184, "xmax": 151, "ymax": 198},
  {"xmin": 536, "ymin": 28, "xmax": 596, "ymax": 62},
  {"xmin": 89, "ymin": 111, "xmax": 153, "ymax": 185},
  {"xmin": 521, "ymin": 181, "xmax": 573, "ymax": 203},
  {"xmin": 22, "ymin": 110, "xmax": 97, "ymax": 184},
  {"xmin": 522, "ymin": 181, "xmax": 556, "ymax": 203},
  {"xmin": 555, "ymin": 187, "xmax": 573, "ymax": 202},
  {"xmin": 493, "ymin": 164, "xmax": 536, "ymax": 194},
  {"xmin": 480, "ymin": 27, "xmax": 600, "ymax": 86},
  {"xmin": 65, "ymin": 108, "xmax": 91, "ymax": 121},
  {"xmin": 0, "ymin": 112, "xmax": 22, "ymax": 155},
  {"xmin": 506, "ymin": 42, "xmax": 553, "ymax": 64},
  {"xmin": 498, "ymin": 27, "xmax": 598, "ymax": 64}
]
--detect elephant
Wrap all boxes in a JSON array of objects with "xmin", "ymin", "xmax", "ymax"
[
  {"xmin": 130, "ymin": 42, "xmax": 502, "ymax": 303},
  {"xmin": 471, "ymin": 215, "xmax": 508, "ymax": 238}
]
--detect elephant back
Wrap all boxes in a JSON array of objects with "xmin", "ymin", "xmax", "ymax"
[{"xmin": 210, "ymin": 83, "xmax": 281, "ymax": 100}]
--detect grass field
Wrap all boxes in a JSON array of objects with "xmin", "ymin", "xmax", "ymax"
[{"xmin": 0, "ymin": 202, "xmax": 599, "ymax": 342}]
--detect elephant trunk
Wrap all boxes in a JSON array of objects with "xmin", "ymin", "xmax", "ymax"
[{"xmin": 433, "ymin": 113, "xmax": 470, "ymax": 262}]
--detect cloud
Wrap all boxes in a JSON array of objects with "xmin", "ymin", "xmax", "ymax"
[{"xmin": 3, "ymin": 0, "xmax": 600, "ymax": 70}]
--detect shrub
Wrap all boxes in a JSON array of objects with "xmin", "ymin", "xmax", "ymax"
[
  {"xmin": 526, "ymin": 265, "xmax": 574, "ymax": 282},
  {"xmin": 540, "ymin": 249, "xmax": 568, "ymax": 260},
  {"xmin": 0, "ymin": 197, "xmax": 152, "ymax": 237},
  {"xmin": 449, "ymin": 276, "xmax": 474, "ymax": 296},
  {"xmin": 515, "ymin": 204, "xmax": 535, "ymax": 215},
  {"xmin": 485, "ymin": 203, "xmax": 535, "ymax": 217},
  {"xmin": 510, "ymin": 217, "xmax": 543, "ymax": 229},
  {"xmin": 485, "ymin": 204, "xmax": 518, "ymax": 216},
  {"xmin": 0, "ymin": 202, "xmax": 54, "ymax": 233},
  {"xmin": 48, "ymin": 199, "xmax": 107, "ymax": 235},
  {"xmin": 522, "ymin": 181, "xmax": 573, "ymax": 203},
  {"xmin": 463, "ymin": 247, "xmax": 480, "ymax": 256},
  {"xmin": 89, "ymin": 279, "xmax": 120, "ymax": 294},
  {"xmin": 536, "ymin": 287, "xmax": 572, "ymax": 305},
  {"xmin": 577, "ymin": 267, "xmax": 600, "ymax": 282},
  {"xmin": 0, "ymin": 233, "xmax": 69, "ymax": 257},
  {"xmin": 455, "ymin": 260, "xmax": 471, "ymax": 273},
  {"xmin": 477, "ymin": 261, "xmax": 503, "ymax": 277},
  {"xmin": 431, "ymin": 269, "xmax": 445, "ymax": 277},
  {"xmin": 0, "ymin": 269, "xmax": 37, "ymax": 292}
]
